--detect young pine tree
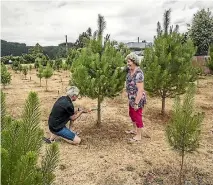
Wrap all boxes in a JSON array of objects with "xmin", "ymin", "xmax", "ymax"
[
  {"xmin": 12, "ymin": 59, "xmax": 20, "ymax": 73},
  {"xmin": 54, "ymin": 58, "xmax": 63, "ymax": 71},
  {"xmin": 1, "ymin": 63, "xmax": 12, "ymax": 88},
  {"xmin": 62, "ymin": 62, "xmax": 68, "ymax": 71},
  {"xmin": 34, "ymin": 54, "xmax": 47, "ymax": 69},
  {"xmin": 36, "ymin": 65, "xmax": 43, "ymax": 87},
  {"xmin": 29, "ymin": 64, "xmax": 33, "ymax": 80},
  {"xmin": 1, "ymin": 92, "xmax": 59, "ymax": 185},
  {"xmin": 142, "ymin": 9, "xmax": 197, "ymax": 115},
  {"xmin": 166, "ymin": 84, "xmax": 204, "ymax": 185},
  {"xmin": 22, "ymin": 65, "xmax": 28, "ymax": 79},
  {"xmin": 71, "ymin": 14, "xmax": 125, "ymax": 126},
  {"xmin": 66, "ymin": 48, "xmax": 80, "ymax": 66},
  {"xmin": 34, "ymin": 57, "xmax": 41, "ymax": 69},
  {"xmin": 42, "ymin": 63, "xmax": 53, "ymax": 91},
  {"xmin": 18, "ymin": 65, "xmax": 23, "ymax": 74}
]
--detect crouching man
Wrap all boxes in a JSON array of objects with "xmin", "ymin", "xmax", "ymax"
[{"xmin": 45, "ymin": 86, "xmax": 85, "ymax": 145}]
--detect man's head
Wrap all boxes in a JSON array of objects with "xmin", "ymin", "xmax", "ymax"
[
  {"xmin": 66, "ymin": 86, "xmax": 80, "ymax": 101},
  {"xmin": 125, "ymin": 53, "xmax": 140, "ymax": 70}
]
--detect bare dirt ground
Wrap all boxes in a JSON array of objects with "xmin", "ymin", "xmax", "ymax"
[{"xmin": 2, "ymin": 68, "xmax": 213, "ymax": 185}]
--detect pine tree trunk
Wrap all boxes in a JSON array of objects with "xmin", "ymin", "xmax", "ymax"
[
  {"xmin": 97, "ymin": 95, "xmax": 101, "ymax": 127},
  {"xmin": 179, "ymin": 150, "xmax": 185, "ymax": 185},
  {"xmin": 46, "ymin": 79, "xmax": 47, "ymax": 91},
  {"xmin": 161, "ymin": 90, "xmax": 166, "ymax": 115},
  {"xmin": 40, "ymin": 78, "xmax": 41, "ymax": 87}
]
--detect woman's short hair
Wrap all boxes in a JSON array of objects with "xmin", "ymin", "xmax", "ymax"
[
  {"xmin": 125, "ymin": 52, "xmax": 140, "ymax": 66},
  {"xmin": 66, "ymin": 86, "xmax": 80, "ymax": 97}
]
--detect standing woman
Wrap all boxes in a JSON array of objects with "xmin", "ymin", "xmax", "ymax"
[{"xmin": 125, "ymin": 53, "xmax": 146, "ymax": 142}]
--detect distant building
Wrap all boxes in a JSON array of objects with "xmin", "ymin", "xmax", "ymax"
[
  {"xmin": 113, "ymin": 37, "xmax": 152, "ymax": 63},
  {"xmin": 124, "ymin": 37, "xmax": 152, "ymax": 63}
]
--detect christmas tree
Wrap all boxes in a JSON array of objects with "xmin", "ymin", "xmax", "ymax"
[
  {"xmin": 42, "ymin": 63, "xmax": 53, "ymax": 91},
  {"xmin": 71, "ymin": 14, "xmax": 125, "ymax": 126},
  {"xmin": 1, "ymin": 63, "xmax": 11, "ymax": 88},
  {"xmin": 1, "ymin": 91, "xmax": 59, "ymax": 185},
  {"xmin": 166, "ymin": 84, "xmax": 204, "ymax": 184},
  {"xmin": 142, "ymin": 9, "xmax": 197, "ymax": 115}
]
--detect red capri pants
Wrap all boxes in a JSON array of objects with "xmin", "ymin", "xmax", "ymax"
[{"xmin": 129, "ymin": 105, "xmax": 144, "ymax": 128}]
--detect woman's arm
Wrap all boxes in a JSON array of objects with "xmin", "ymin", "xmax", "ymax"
[
  {"xmin": 134, "ymin": 71, "xmax": 145, "ymax": 110},
  {"xmin": 135, "ymin": 82, "xmax": 144, "ymax": 105}
]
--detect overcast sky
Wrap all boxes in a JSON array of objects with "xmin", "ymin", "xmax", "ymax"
[{"xmin": 1, "ymin": 0, "xmax": 213, "ymax": 46}]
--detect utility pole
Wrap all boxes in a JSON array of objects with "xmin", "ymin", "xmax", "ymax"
[{"xmin": 65, "ymin": 35, "xmax": 68, "ymax": 56}]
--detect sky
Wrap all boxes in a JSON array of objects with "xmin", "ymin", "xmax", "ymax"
[{"xmin": 1, "ymin": 0, "xmax": 213, "ymax": 46}]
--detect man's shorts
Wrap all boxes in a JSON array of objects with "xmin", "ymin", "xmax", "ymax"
[
  {"xmin": 129, "ymin": 105, "xmax": 144, "ymax": 128},
  {"xmin": 51, "ymin": 127, "xmax": 76, "ymax": 141}
]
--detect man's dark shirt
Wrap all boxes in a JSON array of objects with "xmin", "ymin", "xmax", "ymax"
[{"xmin": 48, "ymin": 96, "xmax": 74, "ymax": 132}]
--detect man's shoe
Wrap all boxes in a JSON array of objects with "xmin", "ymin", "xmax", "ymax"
[{"xmin": 42, "ymin": 137, "xmax": 55, "ymax": 144}]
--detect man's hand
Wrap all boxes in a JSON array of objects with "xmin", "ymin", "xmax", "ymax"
[
  {"xmin": 70, "ymin": 110, "xmax": 84, "ymax": 121},
  {"xmin": 82, "ymin": 109, "xmax": 89, "ymax": 113},
  {"xmin": 77, "ymin": 108, "xmax": 90, "ymax": 113},
  {"xmin": 83, "ymin": 109, "xmax": 95, "ymax": 113}
]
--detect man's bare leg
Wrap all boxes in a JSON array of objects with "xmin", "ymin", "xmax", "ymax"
[
  {"xmin": 61, "ymin": 135, "xmax": 81, "ymax": 145},
  {"xmin": 68, "ymin": 120, "xmax": 81, "ymax": 135}
]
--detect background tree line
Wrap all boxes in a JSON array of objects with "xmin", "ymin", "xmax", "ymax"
[
  {"xmin": 1, "ymin": 40, "xmax": 69, "ymax": 59},
  {"xmin": 1, "ymin": 26, "xmax": 94, "ymax": 59}
]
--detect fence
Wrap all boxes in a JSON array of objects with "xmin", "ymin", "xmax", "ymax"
[{"xmin": 192, "ymin": 56, "xmax": 212, "ymax": 74}]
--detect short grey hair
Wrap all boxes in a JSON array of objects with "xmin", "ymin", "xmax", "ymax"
[
  {"xmin": 125, "ymin": 52, "xmax": 140, "ymax": 66},
  {"xmin": 66, "ymin": 86, "xmax": 80, "ymax": 97}
]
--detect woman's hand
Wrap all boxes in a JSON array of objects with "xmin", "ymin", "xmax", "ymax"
[{"xmin": 133, "ymin": 103, "xmax": 139, "ymax": 111}]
